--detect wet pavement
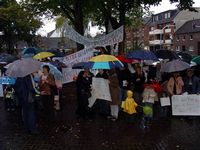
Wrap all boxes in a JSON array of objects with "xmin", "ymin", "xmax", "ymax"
[{"xmin": 0, "ymin": 83, "xmax": 200, "ymax": 150}]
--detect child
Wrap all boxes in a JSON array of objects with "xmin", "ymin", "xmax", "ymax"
[
  {"xmin": 142, "ymin": 83, "xmax": 158, "ymax": 128},
  {"xmin": 121, "ymin": 90, "xmax": 138, "ymax": 122},
  {"xmin": 4, "ymin": 85, "xmax": 15, "ymax": 111}
]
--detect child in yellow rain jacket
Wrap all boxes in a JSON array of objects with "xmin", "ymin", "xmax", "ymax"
[{"xmin": 121, "ymin": 90, "xmax": 138, "ymax": 122}]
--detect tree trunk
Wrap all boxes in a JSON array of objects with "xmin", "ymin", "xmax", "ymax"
[
  {"xmin": 118, "ymin": 10, "xmax": 126, "ymax": 55},
  {"xmin": 74, "ymin": 0, "xmax": 84, "ymax": 51}
]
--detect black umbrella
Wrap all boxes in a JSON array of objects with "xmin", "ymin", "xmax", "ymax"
[
  {"xmin": 177, "ymin": 52, "xmax": 192, "ymax": 63},
  {"xmin": 72, "ymin": 62, "xmax": 87, "ymax": 69},
  {"xmin": 47, "ymin": 49, "xmax": 64, "ymax": 57},
  {"xmin": 154, "ymin": 49, "xmax": 179, "ymax": 60},
  {"xmin": 0, "ymin": 54, "xmax": 18, "ymax": 64}
]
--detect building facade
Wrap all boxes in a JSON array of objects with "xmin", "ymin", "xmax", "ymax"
[
  {"xmin": 146, "ymin": 8, "xmax": 200, "ymax": 51},
  {"xmin": 174, "ymin": 19, "xmax": 200, "ymax": 56}
]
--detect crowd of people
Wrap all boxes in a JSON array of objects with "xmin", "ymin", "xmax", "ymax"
[
  {"xmin": 75, "ymin": 62, "xmax": 200, "ymax": 127},
  {"xmin": 2, "ymin": 58, "xmax": 200, "ymax": 134}
]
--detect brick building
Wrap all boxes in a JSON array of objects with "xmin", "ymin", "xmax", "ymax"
[
  {"xmin": 174, "ymin": 19, "xmax": 200, "ymax": 56},
  {"xmin": 144, "ymin": 8, "xmax": 200, "ymax": 52},
  {"xmin": 125, "ymin": 18, "xmax": 150, "ymax": 51}
]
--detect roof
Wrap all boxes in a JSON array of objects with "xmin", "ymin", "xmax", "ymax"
[
  {"xmin": 175, "ymin": 19, "xmax": 200, "ymax": 34},
  {"xmin": 147, "ymin": 9, "xmax": 180, "ymax": 25}
]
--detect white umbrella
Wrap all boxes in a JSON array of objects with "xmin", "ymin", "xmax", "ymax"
[
  {"xmin": 6, "ymin": 58, "xmax": 41, "ymax": 77},
  {"xmin": 161, "ymin": 59, "xmax": 190, "ymax": 73}
]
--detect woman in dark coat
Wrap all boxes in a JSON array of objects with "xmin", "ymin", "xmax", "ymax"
[
  {"xmin": 132, "ymin": 66, "xmax": 146, "ymax": 104},
  {"xmin": 76, "ymin": 69, "xmax": 93, "ymax": 119}
]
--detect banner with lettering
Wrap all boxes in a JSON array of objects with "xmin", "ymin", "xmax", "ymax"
[
  {"xmin": 60, "ymin": 48, "xmax": 93, "ymax": 83},
  {"xmin": 63, "ymin": 23, "xmax": 124, "ymax": 48}
]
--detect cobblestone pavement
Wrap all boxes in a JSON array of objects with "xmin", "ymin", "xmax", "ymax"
[{"xmin": 0, "ymin": 83, "xmax": 200, "ymax": 150}]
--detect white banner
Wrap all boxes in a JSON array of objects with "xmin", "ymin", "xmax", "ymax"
[
  {"xmin": 160, "ymin": 97, "xmax": 171, "ymax": 107},
  {"xmin": 61, "ymin": 48, "xmax": 93, "ymax": 84},
  {"xmin": 172, "ymin": 95, "xmax": 200, "ymax": 116},
  {"xmin": 64, "ymin": 23, "xmax": 124, "ymax": 47},
  {"xmin": 88, "ymin": 77, "xmax": 111, "ymax": 107}
]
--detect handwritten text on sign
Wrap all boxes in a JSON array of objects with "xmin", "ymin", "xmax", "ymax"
[{"xmin": 172, "ymin": 95, "xmax": 200, "ymax": 116}]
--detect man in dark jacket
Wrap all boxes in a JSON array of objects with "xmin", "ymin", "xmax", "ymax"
[{"xmin": 15, "ymin": 75, "xmax": 39, "ymax": 134}]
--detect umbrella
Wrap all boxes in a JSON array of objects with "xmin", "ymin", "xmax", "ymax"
[
  {"xmin": 191, "ymin": 56, "xmax": 200, "ymax": 64},
  {"xmin": 177, "ymin": 52, "xmax": 192, "ymax": 63},
  {"xmin": 33, "ymin": 52, "xmax": 55, "ymax": 60},
  {"xmin": 116, "ymin": 55, "xmax": 140, "ymax": 63},
  {"xmin": 22, "ymin": 47, "xmax": 40, "ymax": 55},
  {"xmin": 0, "ymin": 76, "xmax": 16, "ymax": 85},
  {"xmin": 161, "ymin": 59, "xmax": 190, "ymax": 73},
  {"xmin": 72, "ymin": 62, "xmax": 87, "ymax": 69},
  {"xmin": 0, "ymin": 54, "xmax": 18, "ymax": 64},
  {"xmin": 41, "ymin": 63, "xmax": 63, "ymax": 80},
  {"xmin": 47, "ymin": 49, "xmax": 63, "ymax": 57},
  {"xmin": 155, "ymin": 49, "xmax": 179, "ymax": 60},
  {"xmin": 126, "ymin": 50, "xmax": 158, "ymax": 61},
  {"xmin": 86, "ymin": 55, "xmax": 124, "ymax": 69},
  {"xmin": 85, "ymin": 61, "xmax": 123, "ymax": 70},
  {"xmin": 49, "ymin": 60, "xmax": 67, "ymax": 69},
  {"xmin": 6, "ymin": 58, "xmax": 41, "ymax": 77}
]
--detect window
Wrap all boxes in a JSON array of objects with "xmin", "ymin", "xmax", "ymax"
[
  {"xmin": 165, "ymin": 13, "xmax": 168, "ymax": 19},
  {"xmin": 168, "ymin": 12, "xmax": 171, "ymax": 18},
  {"xmin": 182, "ymin": 45, "xmax": 186, "ymax": 51},
  {"xmin": 190, "ymin": 35, "xmax": 193, "ymax": 40},
  {"xmin": 176, "ymin": 46, "xmax": 180, "ymax": 51},
  {"xmin": 182, "ymin": 36, "xmax": 186, "ymax": 41},
  {"xmin": 189, "ymin": 45, "xmax": 194, "ymax": 51},
  {"xmin": 176, "ymin": 36, "xmax": 179, "ymax": 41},
  {"xmin": 154, "ymin": 16, "xmax": 158, "ymax": 21}
]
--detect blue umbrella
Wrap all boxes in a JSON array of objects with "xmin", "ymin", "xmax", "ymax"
[
  {"xmin": 72, "ymin": 62, "xmax": 87, "ymax": 69},
  {"xmin": 0, "ymin": 76, "xmax": 16, "ymax": 85},
  {"xmin": 41, "ymin": 63, "xmax": 63, "ymax": 80},
  {"xmin": 84, "ymin": 61, "xmax": 123, "ymax": 70},
  {"xmin": 126, "ymin": 50, "xmax": 158, "ymax": 61},
  {"xmin": 22, "ymin": 47, "xmax": 41, "ymax": 55}
]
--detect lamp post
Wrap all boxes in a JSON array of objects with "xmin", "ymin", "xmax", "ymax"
[{"xmin": 159, "ymin": 24, "xmax": 175, "ymax": 50}]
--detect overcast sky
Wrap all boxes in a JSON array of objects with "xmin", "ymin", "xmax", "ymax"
[{"xmin": 37, "ymin": 0, "xmax": 200, "ymax": 36}]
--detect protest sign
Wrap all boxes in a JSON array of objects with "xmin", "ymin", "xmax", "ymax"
[
  {"xmin": 61, "ymin": 48, "xmax": 93, "ymax": 84},
  {"xmin": 88, "ymin": 77, "xmax": 111, "ymax": 107},
  {"xmin": 64, "ymin": 23, "xmax": 124, "ymax": 47},
  {"xmin": 172, "ymin": 95, "xmax": 200, "ymax": 116},
  {"xmin": 160, "ymin": 97, "xmax": 171, "ymax": 107}
]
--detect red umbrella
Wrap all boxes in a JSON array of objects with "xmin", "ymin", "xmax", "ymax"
[{"xmin": 116, "ymin": 55, "xmax": 139, "ymax": 63}]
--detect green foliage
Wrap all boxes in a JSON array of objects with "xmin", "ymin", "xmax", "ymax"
[{"xmin": 0, "ymin": 0, "xmax": 42, "ymax": 53}]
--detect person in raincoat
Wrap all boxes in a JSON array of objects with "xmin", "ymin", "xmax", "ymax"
[
  {"xmin": 121, "ymin": 90, "xmax": 138, "ymax": 122},
  {"xmin": 109, "ymin": 71, "xmax": 120, "ymax": 121}
]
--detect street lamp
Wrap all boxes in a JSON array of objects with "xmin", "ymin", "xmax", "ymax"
[{"xmin": 159, "ymin": 24, "xmax": 175, "ymax": 50}]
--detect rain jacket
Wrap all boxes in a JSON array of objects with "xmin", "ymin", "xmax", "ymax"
[{"xmin": 121, "ymin": 90, "xmax": 138, "ymax": 115}]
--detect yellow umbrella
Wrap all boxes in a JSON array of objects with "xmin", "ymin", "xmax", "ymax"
[
  {"xmin": 33, "ymin": 52, "xmax": 55, "ymax": 60},
  {"xmin": 89, "ymin": 54, "xmax": 120, "ymax": 62}
]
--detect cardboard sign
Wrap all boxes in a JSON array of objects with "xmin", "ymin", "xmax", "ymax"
[
  {"xmin": 160, "ymin": 97, "xmax": 171, "ymax": 106},
  {"xmin": 172, "ymin": 95, "xmax": 200, "ymax": 116},
  {"xmin": 88, "ymin": 77, "xmax": 111, "ymax": 107}
]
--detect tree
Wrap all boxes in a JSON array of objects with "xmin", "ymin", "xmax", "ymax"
[
  {"xmin": 22, "ymin": 0, "xmax": 195, "ymax": 52},
  {"xmin": 0, "ymin": 0, "xmax": 42, "ymax": 53}
]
